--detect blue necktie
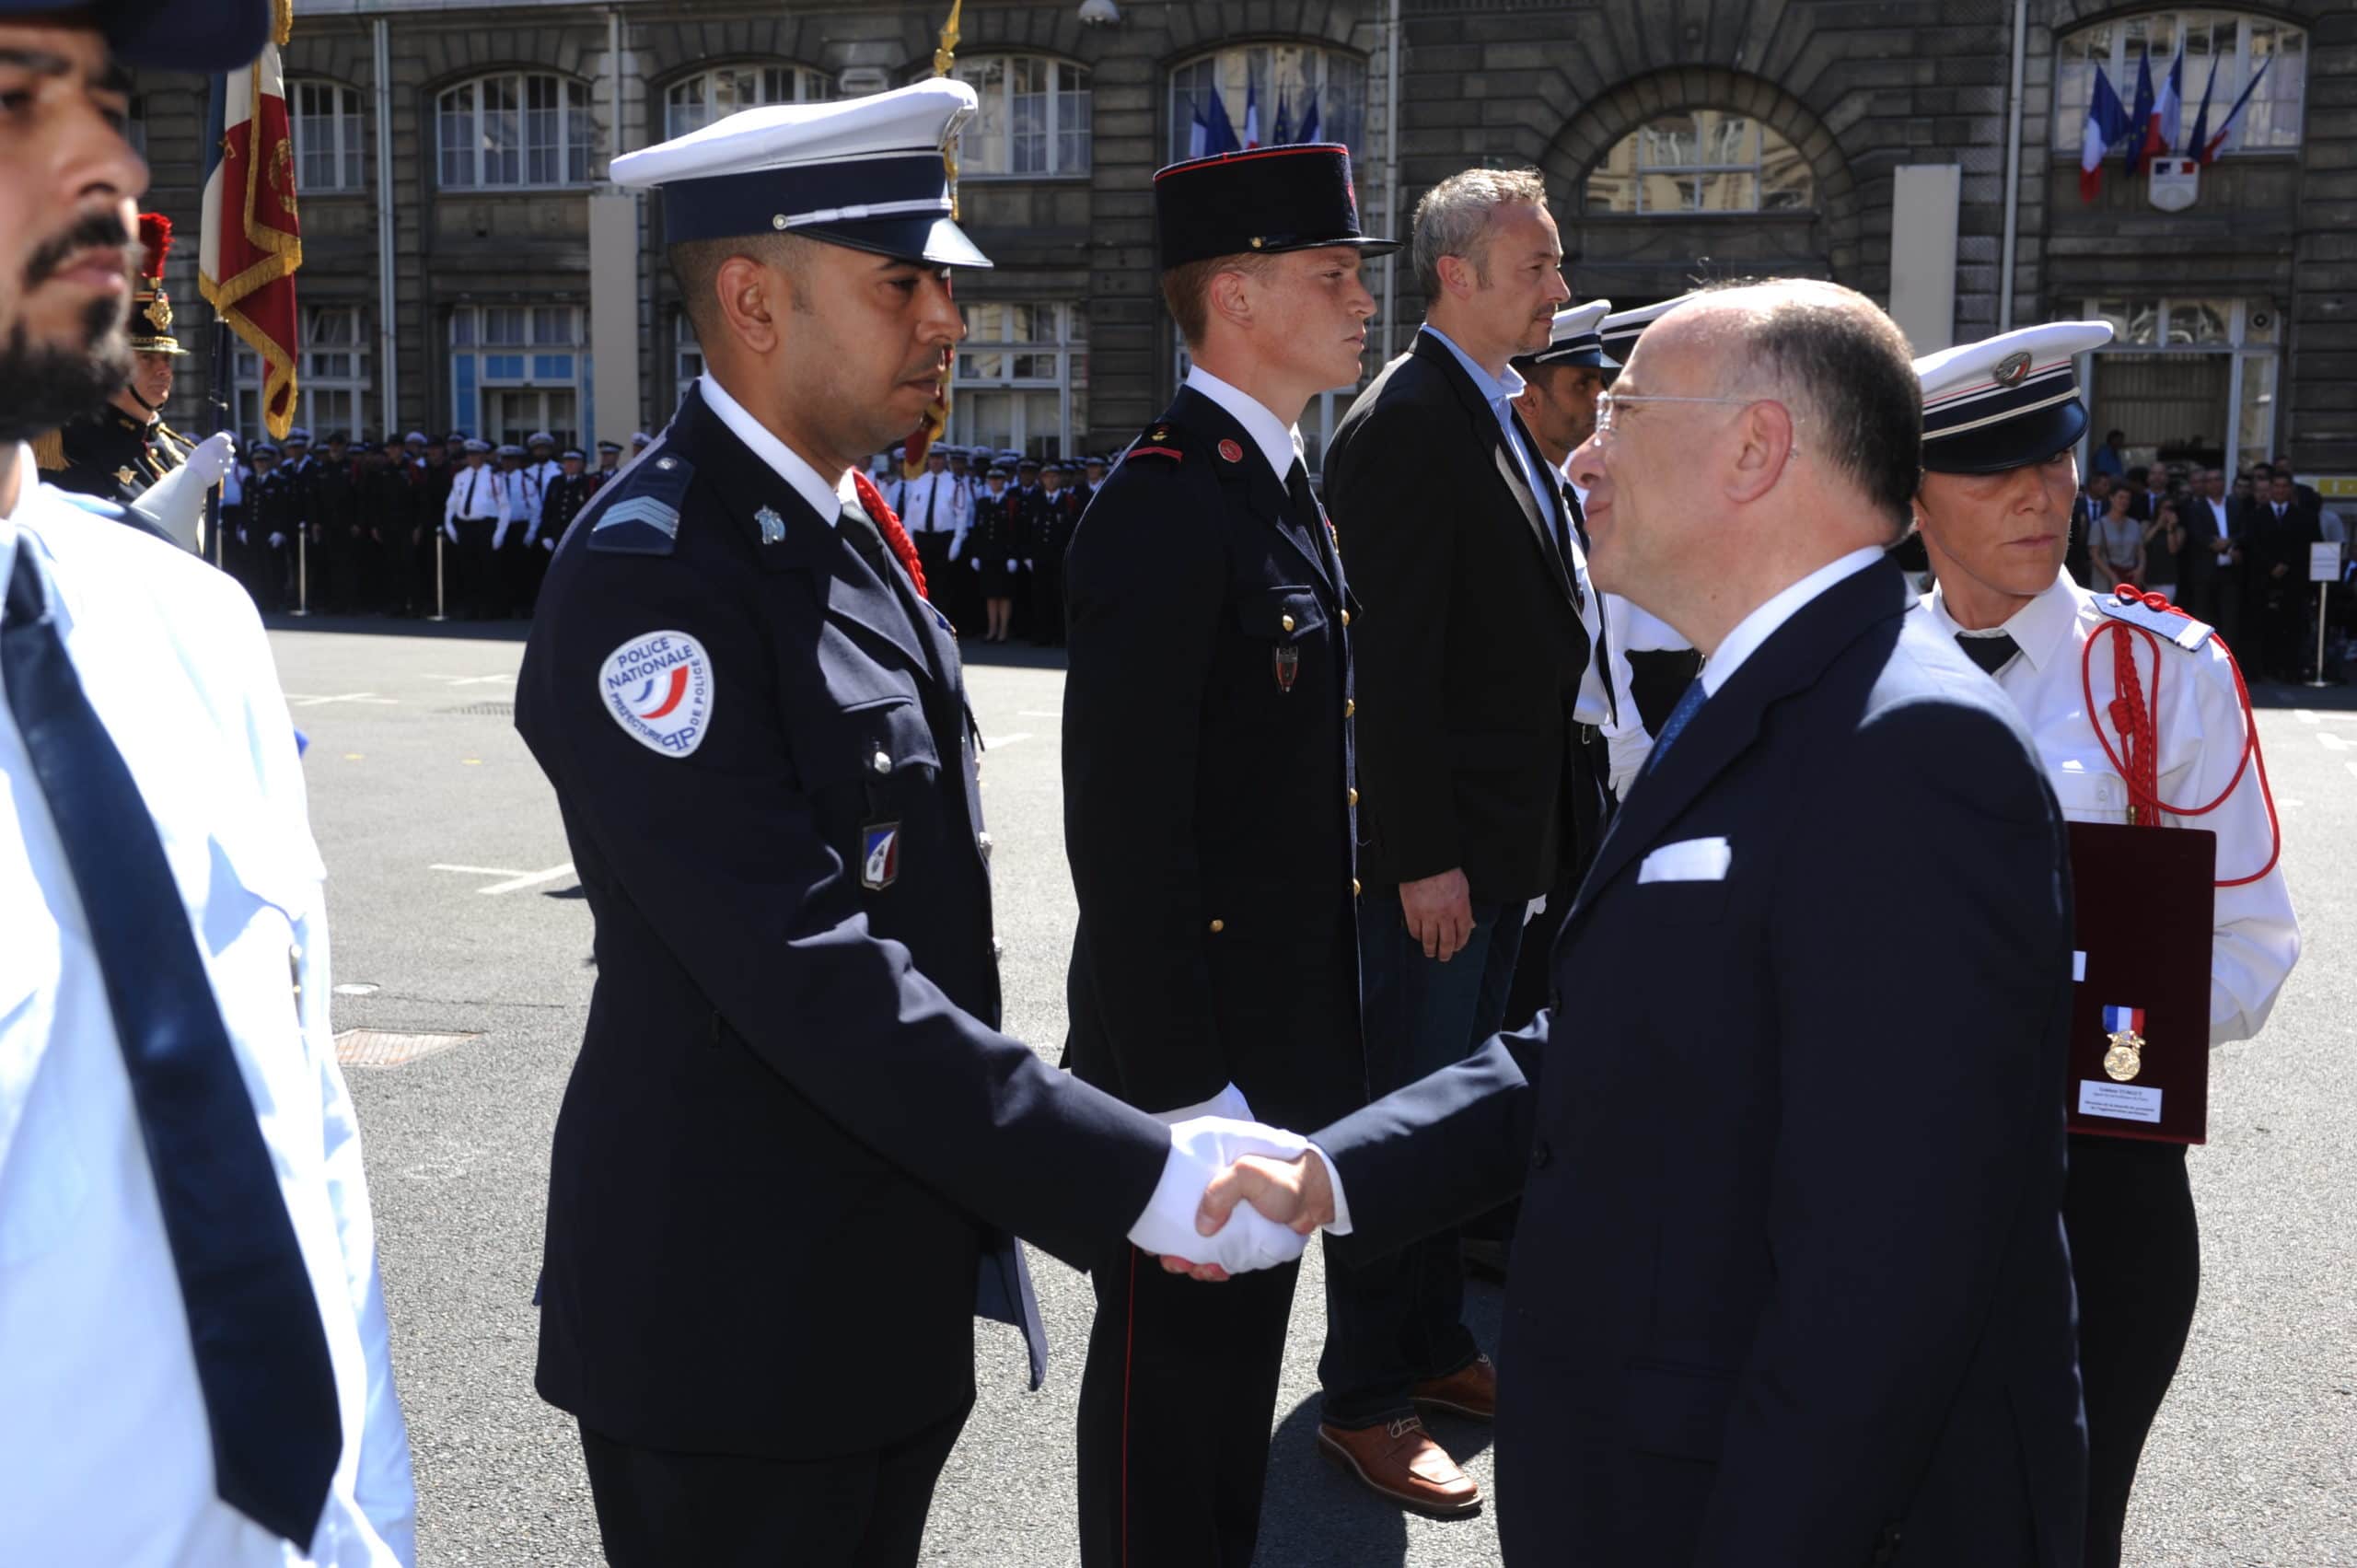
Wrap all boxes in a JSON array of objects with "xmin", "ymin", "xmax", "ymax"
[
  {"xmin": 1645, "ymin": 677, "xmax": 1708, "ymax": 774},
  {"xmin": 2, "ymin": 542, "xmax": 341, "ymax": 1546}
]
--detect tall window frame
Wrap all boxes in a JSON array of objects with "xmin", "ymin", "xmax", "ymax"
[
  {"xmin": 663, "ymin": 64, "xmax": 832, "ymax": 140},
  {"xmin": 436, "ymin": 72, "xmax": 596, "ymax": 191},
  {"xmin": 1166, "ymin": 44, "xmax": 1368, "ymax": 163},
  {"xmin": 2073, "ymin": 295, "xmax": 2280, "ymax": 475},
  {"xmin": 954, "ymin": 56, "xmax": 1091, "ymax": 178},
  {"xmin": 1583, "ymin": 110, "xmax": 1813, "ymax": 216},
  {"xmin": 448, "ymin": 305, "xmax": 586, "ymax": 449},
  {"xmin": 290, "ymin": 78, "xmax": 366, "ymax": 192},
  {"xmin": 234, "ymin": 305, "xmax": 369, "ymax": 438},
  {"xmin": 948, "ymin": 303, "xmax": 1087, "ymax": 459},
  {"xmin": 2052, "ymin": 11, "xmax": 2305, "ymax": 158}
]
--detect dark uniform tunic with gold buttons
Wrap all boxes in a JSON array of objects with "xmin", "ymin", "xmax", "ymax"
[
  {"xmin": 41, "ymin": 406, "xmax": 189, "ymax": 507},
  {"xmin": 1061, "ymin": 382, "xmax": 1367, "ymax": 1568}
]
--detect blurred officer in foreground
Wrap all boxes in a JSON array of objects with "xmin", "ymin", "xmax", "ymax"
[
  {"xmin": 1062, "ymin": 142, "xmax": 1391, "ymax": 1565},
  {"xmin": 1911, "ymin": 321, "xmax": 2300, "ymax": 1567},
  {"xmin": 1195, "ymin": 280, "xmax": 2089, "ymax": 1567},
  {"xmin": 516, "ymin": 79, "xmax": 1307, "ymax": 1568},
  {"xmin": 0, "ymin": 3, "xmax": 415, "ymax": 1562}
]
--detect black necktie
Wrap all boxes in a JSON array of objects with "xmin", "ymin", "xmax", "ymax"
[
  {"xmin": 924, "ymin": 478, "xmax": 938, "ymax": 532},
  {"xmin": 1283, "ymin": 459, "xmax": 1319, "ymax": 532},
  {"xmin": 1955, "ymin": 631, "xmax": 2019, "ymax": 676},
  {"xmin": 1, "ymin": 543, "xmax": 341, "ymax": 1545}
]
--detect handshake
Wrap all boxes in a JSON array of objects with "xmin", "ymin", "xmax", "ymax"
[{"xmin": 1121, "ymin": 1085, "xmax": 1342, "ymax": 1282}]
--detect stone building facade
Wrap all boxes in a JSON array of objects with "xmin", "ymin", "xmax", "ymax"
[{"xmin": 129, "ymin": 0, "xmax": 2351, "ymax": 480}]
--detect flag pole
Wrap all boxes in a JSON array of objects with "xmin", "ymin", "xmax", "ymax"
[
  {"xmin": 901, "ymin": 0, "xmax": 963, "ymax": 482},
  {"xmin": 203, "ymin": 319, "xmax": 232, "ymax": 570}
]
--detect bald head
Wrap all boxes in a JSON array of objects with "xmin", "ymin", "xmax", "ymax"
[{"xmin": 1569, "ymin": 278, "xmax": 1922, "ymax": 653}]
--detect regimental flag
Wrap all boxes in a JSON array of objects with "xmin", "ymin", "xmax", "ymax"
[
  {"xmin": 2140, "ymin": 47, "xmax": 2183, "ymax": 171},
  {"xmin": 2196, "ymin": 53, "xmax": 2271, "ymax": 165},
  {"xmin": 2079, "ymin": 63, "xmax": 2135, "ymax": 201},
  {"xmin": 199, "ymin": 0, "xmax": 301, "ymax": 439}
]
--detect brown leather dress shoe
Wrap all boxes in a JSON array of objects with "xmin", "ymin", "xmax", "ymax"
[
  {"xmin": 1412, "ymin": 1352, "xmax": 1497, "ymax": 1421},
  {"xmin": 1316, "ymin": 1416, "xmax": 1481, "ymax": 1517}
]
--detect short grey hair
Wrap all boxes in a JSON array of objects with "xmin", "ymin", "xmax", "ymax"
[{"xmin": 1411, "ymin": 168, "xmax": 1549, "ymax": 299}]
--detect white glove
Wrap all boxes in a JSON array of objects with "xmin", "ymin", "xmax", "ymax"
[
  {"xmin": 947, "ymin": 534, "xmax": 963, "ymax": 562},
  {"xmin": 1125, "ymin": 1114, "xmax": 1312, "ymax": 1275},
  {"xmin": 268, "ymin": 531, "xmax": 285, "ymax": 549},
  {"xmin": 130, "ymin": 430, "xmax": 238, "ymax": 552},
  {"xmin": 1005, "ymin": 558, "xmax": 1018, "ymax": 573},
  {"xmin": 1025, "ymin": 558, "xmax": 1035, "ymax": 570},
  {"xmin": 541, "ymin": 536, "xmax": 555, "ymax": 552},
  {"xmin": 492, "ymin": 521, "xmax": 510, "ymax": 551},
  {"xmin": 236, "ymin": 528, "xmax": 248, "ymax": 545},
  {"xmin": 971, "ymin": 556, "xmax": 982, "ymax": 572},
  {"xmin": 444, "ymin": 520, "xmax": 458, "ymax": 544}
]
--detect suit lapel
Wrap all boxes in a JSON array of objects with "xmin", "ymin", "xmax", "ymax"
[
  {"xmin": 1173, "ymin": 387, "xmax": 1333, "ymax": 594},
  {"xmin": 1413, "ymin": 334, "xmax": 1577, "ymax": 609},
  {"xmin": 1568, "ymin": 561, "xmax": 1913, "ymax": 922}
]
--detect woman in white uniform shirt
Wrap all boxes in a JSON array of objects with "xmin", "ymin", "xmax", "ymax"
[{"xmin": 1910, "ymin": 321, "xmax": 2299, "ymax": 1568}]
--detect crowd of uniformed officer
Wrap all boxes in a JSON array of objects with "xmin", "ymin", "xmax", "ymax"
[{"xmin": 882, "ymin": 442, "xmax": 1108, "ymax": 645}]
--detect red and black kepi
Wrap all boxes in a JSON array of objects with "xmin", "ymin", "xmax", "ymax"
[{"xmin": 1152, "ymin": 144, "xmax": 1399, "ymax": 272}]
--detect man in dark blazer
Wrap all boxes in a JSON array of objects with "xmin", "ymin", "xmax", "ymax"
[
  {"xmin": 1192, "ymin": 280, "xmax": 2087, "ymax": 1566},
  {"xmin": 1062, "ymin": 140, "xmax": 1394, "ymax": 1566},
  {"xmin": 1314, "ymin": 165, "xmax": 1583, "ymax": 1509},
  {"xmin": 516, "ymin": 82, "xmax": 1307, "ymax": 1568}
]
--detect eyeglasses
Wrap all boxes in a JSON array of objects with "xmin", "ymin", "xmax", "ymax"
[{"xmin": 1593, "ymin": 391, "xmax": 1770, "ymax": 435}]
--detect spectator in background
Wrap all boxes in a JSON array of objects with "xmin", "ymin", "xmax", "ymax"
[
  {"xmin": 2073, "ymin": 472, "xmax": 2111, "ymax": 586},
  {"xmin": 2144, "ymin": 499, "xmax": 2184, "ymax": 606},
  {"xmin": 2247, "ymin": 471, "xmax": 2321, "ymax": 680},
  {"xmin": 2179, "ymin": 468, "xmax": 2228, "ymax": 624},
  {"xmin": 2091, "ymin": 485, "xmax": 2144, "ymax": 588},
  {"xmin": 2092, "ymin": 426, "xmax": 2128, "ymax": 480}
]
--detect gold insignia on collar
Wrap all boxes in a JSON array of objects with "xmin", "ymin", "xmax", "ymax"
[{"xmin": 116, "ymin": 466, "xmax": 135, "ymax": 485}]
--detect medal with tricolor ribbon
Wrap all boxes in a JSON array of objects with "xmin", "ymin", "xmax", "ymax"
[{"xmin": 2101, "ymin": 1004, "xmax": 2146, "ymax": 1082}]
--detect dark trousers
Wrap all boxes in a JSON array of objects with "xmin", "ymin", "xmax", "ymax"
[
  {"xmin": 578, "ymin": 1401, "xmax": 970, "ymax": 1568},
  {"xmin": 453, "ymin": 517, "xmax": 500, "ymax": 620},
  {"xmin": 908, "ymin": 528, "xmax": 955, "ymax": 598},
  {"xmin": 1032, "ymin": 555, "xmax": 1067, "ymax": 645},
  {"xmin": 1077, "ymin": 1247, "xmax": 1299, "ymax": 1568},
  {"xmin": 1320, "ymin": 894, "xmax": 1525, "ymax": 1426},
  {"xmin": 2064, "ymin": 1134, "xmax": 2199, "ymax": 1568}
]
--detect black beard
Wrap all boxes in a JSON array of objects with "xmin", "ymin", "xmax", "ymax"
[{"xmin": 0, "ymin": 295, "xmax": 134, "ymax": 444}]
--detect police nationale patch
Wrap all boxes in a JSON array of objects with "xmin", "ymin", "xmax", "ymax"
[{"xmin": 598, "ymin": 630, "xmax": 714, "ymax": 757}]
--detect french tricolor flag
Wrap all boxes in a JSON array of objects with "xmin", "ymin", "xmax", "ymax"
[
  {"xmin": 2138, "ymin": 48, "xmax": 2183, "ymax": 172},
  {"xmin": 2102, "ymin": 1005, "xmax": 2146, "ymax": 1036}
]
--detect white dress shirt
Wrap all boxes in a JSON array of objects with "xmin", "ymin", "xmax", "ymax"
[
  {"xmin": 441, "ymin": 461, "xmax": 509, "ymax": 542},
  {"xmin": 0, "ymin": 469, "xmax": 416, "ymax": 1567},
  {"xmin": 495, "ymin": 469, "xmax": 537, "ymax": 551},
  {"xmin": 1922, "ymin": 571, "xmax": 2300, "ymax": 1043},
  {"xmin": 1183, "ymin": 365, "xmax": 1301, "ymax": 486},
  {"xmin": 892, "ymin": 470, "xmax": 970, "ymax": 540},
  {"xmin": 698, "ymin": 373, "xmax": 854, "ymax": 521}
]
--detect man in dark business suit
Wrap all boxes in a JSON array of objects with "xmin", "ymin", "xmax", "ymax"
[
  {"xmin": 1193, "ymin": 279, "xmax": 2088, "ymax": 1567},
  {"xmin": 516, "ymin": 81, "xmax": 1309, "ymax": 1568},
  {"xmin": 1314, "ymin": 166, "xmax": 1583, "ymax": 1511}
]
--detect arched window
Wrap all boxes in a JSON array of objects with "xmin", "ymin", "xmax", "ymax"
[
  {"xmin": 1583, "ymin": 110, "xmax": 1812, "ymax": 215},
  {"xmin": 1167, "ymin": 45, "xmax": 1366, "ymax": 162},
  {"xmin": 2053, "ymin": 11, "xmax": 2304, "ymax": 157},
  {"xmin": 290, "ymin": 79, "xmax": 365, "ymax": 192},
  {"xmin": 954, "ymin": 57, "xmax": 1090, "ymax": 177},
  {"xmin": 664, "ymin": 64, "xmax": 832, "ymax": 141},
  {"xmin": 436, "ymin": 72, "xmax": 594, "ymax": 190}
]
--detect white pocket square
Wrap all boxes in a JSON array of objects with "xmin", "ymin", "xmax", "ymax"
[{"xmin": 1638, "ymin": 836, "xmax": 1732, "ymax": 884}]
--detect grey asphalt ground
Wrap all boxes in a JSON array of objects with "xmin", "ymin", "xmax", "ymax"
[{"xmin": 273, "ymin": 616, "xmax": 2351, "ymax": 1567}]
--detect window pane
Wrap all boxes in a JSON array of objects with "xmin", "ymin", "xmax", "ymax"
[
  {"xmin": 485, "ymin": 308, "xmax": 527, "ymax": 346},
  {"xmin": 2168, "ymin": 299, "xmax": 2231, "ymax": 346},
  {"xmin": 958, "ymin": 58, "xmax": 1008, "ymax": 175},
  {"xmin": 665, "ymin": 79, "xmax": 705, "ymax": 140},
  {"xmin": 485, "ymin": 76, "xmax": 520, "ymax": 186},
  {"xmin": 1021, "ymin": 390, "xmax": 1062, "ymax": 458},
  {"xmin": 438, "ymin": 90, "xmax": 475, "ymax": 188},
  {"xmin": 2236, "ymin": 353, "xmax": 2276, "ymax": 457},
  {"xmin": 1060, "ymin": 72, "xmax": 1091, "ymax": 173},
  {"xmin": 567, "ymin": 80, "xmax": 593, "ymax": 183}
]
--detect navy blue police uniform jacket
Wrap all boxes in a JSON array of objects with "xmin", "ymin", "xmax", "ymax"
[
  {"xmin": 514, "ymin": 383, "xmax": 1171, "ymax": 1460},
  {"xmin": 1061, "ymin": 387, "xmax": 1368, "ymax": 1135},
  {"xmin": 1310, "ymin": 559, "xmax": 2087, "ymax": 1566}
]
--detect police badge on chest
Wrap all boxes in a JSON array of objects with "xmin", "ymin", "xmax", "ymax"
[{"xmin": 862, "ymin": 821, "xmax": 901, "ymax": 890}]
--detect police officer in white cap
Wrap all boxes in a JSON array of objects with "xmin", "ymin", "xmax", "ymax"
[
  {"xmin": 514, "ymin": 78, "xmax": 1313, "ymax": 1568},
  {"xmin": 1911, "ymin": 320, "xmax": 2300, "ymax": 1568}
]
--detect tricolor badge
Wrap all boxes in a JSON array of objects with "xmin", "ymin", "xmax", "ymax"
[
  {"xmin": 2102, "ymin": 1005, "xmax": 2145, "ymax": 1037},
  {"xmin": 2101, "ymin": 1004, "xmax": 2146, "ymax": 1082},
  {"xmin": 862, "ymin": 822, "xmax": 901, "ymax": 889}
]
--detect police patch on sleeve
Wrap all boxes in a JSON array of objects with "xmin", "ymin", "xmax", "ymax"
[{"xmin": 598, "ymin": 630, "xmax": 714, "ymax": 757}]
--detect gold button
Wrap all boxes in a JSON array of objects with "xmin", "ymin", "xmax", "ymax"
[
  {"xmin": 1282, "ymin": 613, "xmax": 1295, "ymax": 633},
  {"xmin": 1209, "ymin": 918, "xmax": 1225, "ymax": 934},
  {"xmin": 1351, "ymin": 878, "xmax": 1362, "ymax": 896},
  {"xmin": 1345, "ymin": 699, "xmax": 1355, "ymax": 717},
  {"xmin": 1341, "ymin": 609, "xmax": 1352, "ymax": 626},
  {"xmin": 1348, "ymin": 787, "xmax": 1359, "ymax": 806}
]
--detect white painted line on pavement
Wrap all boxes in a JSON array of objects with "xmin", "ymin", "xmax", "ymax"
[
  {"xmin": 1017, "ymin": 709, "xmax": 1062, "ymax": 719},
  {"xmin": 2316, "ymin": 732, "xmax": 2350, "ymax": 752},
  {"xmin": 2347, "ymin": 762, "xmax": 2357, "ymax": 784},
  {"xmin": 2295, "ymin": 709, "xmax": 2317, "ymax": 724},
  {"xmin": 430, "ymin": 863, "xmax": 531, "ymax": 877},
  {"xmin": 985, "ymin": 732, "xmax": 1033, "ymax": 749},
  {"xmin": 475, "ymin": 863, "xmax": 576, "ymax": 896},
  {"xmin": 285, "ymin": 691, "xmax": 399, "ymax": 707},
  {"xmin": 423, "ymin": 672, "xmax": 517, "ymax": 687}
]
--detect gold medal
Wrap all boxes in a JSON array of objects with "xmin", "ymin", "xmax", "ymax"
[{"xmin": 2102, "ymin": 1028, "xmax": 2144, "ymax": 1082}]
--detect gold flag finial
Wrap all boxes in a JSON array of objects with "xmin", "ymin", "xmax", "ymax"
[{"xmin": 932, "ymin": 0, "xmax": 964, "ymax": 77}]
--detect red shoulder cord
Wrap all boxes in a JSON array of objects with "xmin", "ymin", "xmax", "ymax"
[
  {"xmin": 851, "ymin": 470, "xmax": 930, "ymax": 601},
  {"xmin": 2079, "ymin": 585, "xmax": 2282, "ymax": 887}
]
